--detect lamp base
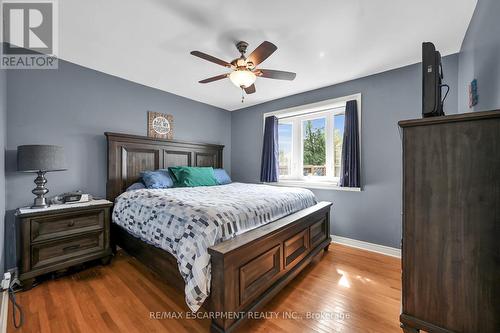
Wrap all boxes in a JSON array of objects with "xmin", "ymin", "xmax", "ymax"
[
  {"xmin": 31, "ymin": 197, "xmax": 49, "ymax": 209},
  {"xmin": 31, "ymin": 171, "xmax": 50, "ymax": 209}
]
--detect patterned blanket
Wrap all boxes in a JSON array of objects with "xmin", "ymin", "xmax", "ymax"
[{"xmin": 112, "ymin": 182, "xmax": 317, "ymax": 311}]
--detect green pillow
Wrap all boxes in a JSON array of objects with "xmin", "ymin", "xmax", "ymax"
[{"xmin": 168, "ymin": 166, "xmax": 218, "ymax": 187}]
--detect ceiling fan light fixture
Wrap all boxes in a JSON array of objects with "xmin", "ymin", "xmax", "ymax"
[
  {"xmin": 229, "ymin": 70, "xmax": 256, "ymax": 88},
  {"xmin": 191, "ymin": 41, "xmax": 295, "ymax": 98}
]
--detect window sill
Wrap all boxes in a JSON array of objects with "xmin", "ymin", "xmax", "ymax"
[{"xmin": 264, "ymin": 180, "xmax": 362, "ymax": 191}]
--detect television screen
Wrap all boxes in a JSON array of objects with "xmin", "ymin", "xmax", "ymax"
[{"xmin": 422, "ymin": 42, "xmax": 445, "ymax": 117}]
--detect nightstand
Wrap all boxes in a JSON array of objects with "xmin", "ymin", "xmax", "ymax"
[{"xmin": 16, "ymin": 199, "xmax": 113, "ymax": 289}]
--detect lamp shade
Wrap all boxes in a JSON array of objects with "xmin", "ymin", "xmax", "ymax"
[{"xmin": 17, "ymin": 145, "xmax": 67, "ymax": 172}]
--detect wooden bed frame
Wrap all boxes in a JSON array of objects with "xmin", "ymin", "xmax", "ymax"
[{"xmin": 105, "ymin": 132, "xmax": 332, "ymax": 333}]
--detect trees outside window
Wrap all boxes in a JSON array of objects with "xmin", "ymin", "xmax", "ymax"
[{"xmin": 303, "ymin": 119, "xmax": 326, "ymax": 176}]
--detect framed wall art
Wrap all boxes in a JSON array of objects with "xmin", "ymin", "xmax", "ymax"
[{"xmin": 147, "ymin": 111, "xmax": 173, "ymax": 139}]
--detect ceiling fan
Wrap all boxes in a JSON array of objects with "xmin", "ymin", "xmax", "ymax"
[{"xmin": 190, "ymin": 41, "xmax": 296, "ymax": 101}]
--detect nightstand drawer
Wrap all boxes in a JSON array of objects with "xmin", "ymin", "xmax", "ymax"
[
  {"xmin": 31, "ymin": 209, "xmax": 104, "ymax": 242},
  {"xmin": 31, "ymin": 231, "xmax": 104, "ymax": 269}
]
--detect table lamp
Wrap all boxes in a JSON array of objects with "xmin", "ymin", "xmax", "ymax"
[{"xmin": 17, "ymin": 145, "xmax": 67, "ymax": 208}]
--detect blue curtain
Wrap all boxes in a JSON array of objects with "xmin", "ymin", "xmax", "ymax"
[
  {"xmin": 260, "ymin": 116, "xmax": 279, "ymax": 182},
  {"xmin": 340, "ymin": 100, "xmax": 360, "ymax": 187}
]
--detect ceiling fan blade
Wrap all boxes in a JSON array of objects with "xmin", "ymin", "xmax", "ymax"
[
  {"xmin": 199, "ymin": 73, "xmax": 228, "ymax": 83},
  {"xmin": 244, "ymin": 84, "xmax": 256, "ymax": 94},
  {"xmin": 246, "ymin": 41, "xmax": 277, "ymax": 66},
  {"xmin": 190, "ymin": 51, "xmax": 232, "ymax": 68},
  {"xmin": 257, "ymin": 69, "xmax": 296, "ymax": 81}
]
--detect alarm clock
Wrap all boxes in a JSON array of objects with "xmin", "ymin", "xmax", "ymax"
[
  {"xmin": 63, "ymin": 193, "xmax": 92, "ymax": 204},
  {"xmin": 49, "ymin": 192, "xmax": 92, "ymax": 205}
]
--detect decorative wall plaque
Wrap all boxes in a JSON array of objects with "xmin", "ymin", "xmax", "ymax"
[
  {"xmin": 147, "ymin": 111, "xmax": 173, "ymax": 139},
  {"xmin": 469, "ymin": 79, "xmax": 478, "ymax": 108}
]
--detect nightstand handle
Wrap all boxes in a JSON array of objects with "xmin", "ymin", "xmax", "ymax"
[
  {"xmin": 63, "ymin": 244, "xmax": 80, "ymax": 252},
  {"xmin": 67, "ymin": 220, "xmax": 75, "ymax": 227}
]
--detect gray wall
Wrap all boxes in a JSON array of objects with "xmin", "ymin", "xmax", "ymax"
[
  {"xmin": 231, "ymin": 54, "xmax": 459, "ymax": 248},
  {"xmin": 4, "ymin": 60, "xmax": 231, "ymax": 269},
  {"xmin": 458, "ymin": 0, "xmax": 500, "ymax": 113},
  {"xmin": 0, "ymin": 69, "xmax": 6, "ymax": 274}
]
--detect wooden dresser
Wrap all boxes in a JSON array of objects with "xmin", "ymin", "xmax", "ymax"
[
  {"xmin": 398, "ymin": 110, "xmax": 500, "ymax": 333},
  {"xmin": 17, "ymin": 200, "xmax": 113, "ymax": 289}
]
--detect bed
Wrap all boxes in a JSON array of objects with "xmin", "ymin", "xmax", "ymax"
[{"xmin": 106, "ymin": 132, "xmax": 332, "ymax": 333}]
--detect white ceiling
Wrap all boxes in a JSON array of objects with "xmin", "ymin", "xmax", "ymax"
[{"xmin": 59, "ymin": 0, "xmax": 477, "ymax": 111}]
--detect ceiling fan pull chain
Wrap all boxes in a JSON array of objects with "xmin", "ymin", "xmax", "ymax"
[{"xmin": 241, "ymin": 87, "xmax": 245, "ymax": 103}]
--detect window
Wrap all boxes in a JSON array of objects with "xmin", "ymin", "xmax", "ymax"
[
  {"xmin": 267, "ymin": 94, "xmax": 361, "ymax": 190},
  {"xmin": 278, "ymin": 122, "xmax": 292, "ymax": 176},
  {"xmin": 278, "ymin": 108, "xmax": 345, "ymax": 182},
  {"xmin": 333, "ymin": 113, "xmax": 345, "ymax": 178}
]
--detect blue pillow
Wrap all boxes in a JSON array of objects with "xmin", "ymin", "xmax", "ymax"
[
  {"xmin": 141, "ymin": 169, "xmax": 174, "ymax": 189},
  {"xmin": 213, "ymin": 168, "xmax": 232, "ymax": 185},
  {"xmin": 126, "ymin": 182, "xmax": 146, "ymax": 191}
]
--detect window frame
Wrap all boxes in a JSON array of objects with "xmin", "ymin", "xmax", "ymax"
[{"xmin": 264, "ymin": 93, "xmax": 362, "ymax": 190}]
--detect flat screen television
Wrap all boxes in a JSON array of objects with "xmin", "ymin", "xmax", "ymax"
[{"xmin": 422, "ymin": 42, "xmax": 447, "ymax": 117}]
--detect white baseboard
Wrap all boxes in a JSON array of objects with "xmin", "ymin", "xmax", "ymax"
[
  {"xmin": 331, "ymin": 235, "xmax": 401, "ymax": 258},
  {"xmin": 0, "ymin": 289, "xmax": 7, "ymax": 333},
  {"xmin": 0, "ymin": 273, "xmax": 11, "ymax": 333}
]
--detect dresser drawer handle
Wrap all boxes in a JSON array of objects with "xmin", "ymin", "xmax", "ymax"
[
  {"xmin": 62, "ymin": 244, "xmax": 80, "ymax": 252},
  {"xmin": 67, "ymin": 221, "xmax": 75, "ymax": 227}
]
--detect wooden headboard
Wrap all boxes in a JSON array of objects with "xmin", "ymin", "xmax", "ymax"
[{"xmin": 105, "ymin": 132, "xmax": 224, "ymax": 201}]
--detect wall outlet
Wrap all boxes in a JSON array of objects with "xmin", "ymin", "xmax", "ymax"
[{"xmin": 1, "ymin": 272, "xmax": 11, "ymax": 290}]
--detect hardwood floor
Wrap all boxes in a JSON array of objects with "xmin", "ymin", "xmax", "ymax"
[{"xmin": 8, "ymin": 244, "xmax": 402, "ymax": 333}]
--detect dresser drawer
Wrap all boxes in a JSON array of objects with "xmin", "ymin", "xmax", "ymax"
[
  {"xmin": 31, "ymin": 209, "xmax": 104, "ymax": 242},
  {"xmin": 31, "ymin": 231, "xmax": 104, "ymax": 269}
]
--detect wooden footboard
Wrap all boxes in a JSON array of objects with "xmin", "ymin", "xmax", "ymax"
[
  {"xmin": 207, "ymin": 201, "xmax": 332, "ymax": 333},
  {"xmin": 112, "ymin": 201, "xmax": 331, "ymax": 333}
]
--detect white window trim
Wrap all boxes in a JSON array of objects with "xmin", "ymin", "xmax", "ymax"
[{"xmin": 263, "ymin": 93, "xmax": 362, "ymax": 191}]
